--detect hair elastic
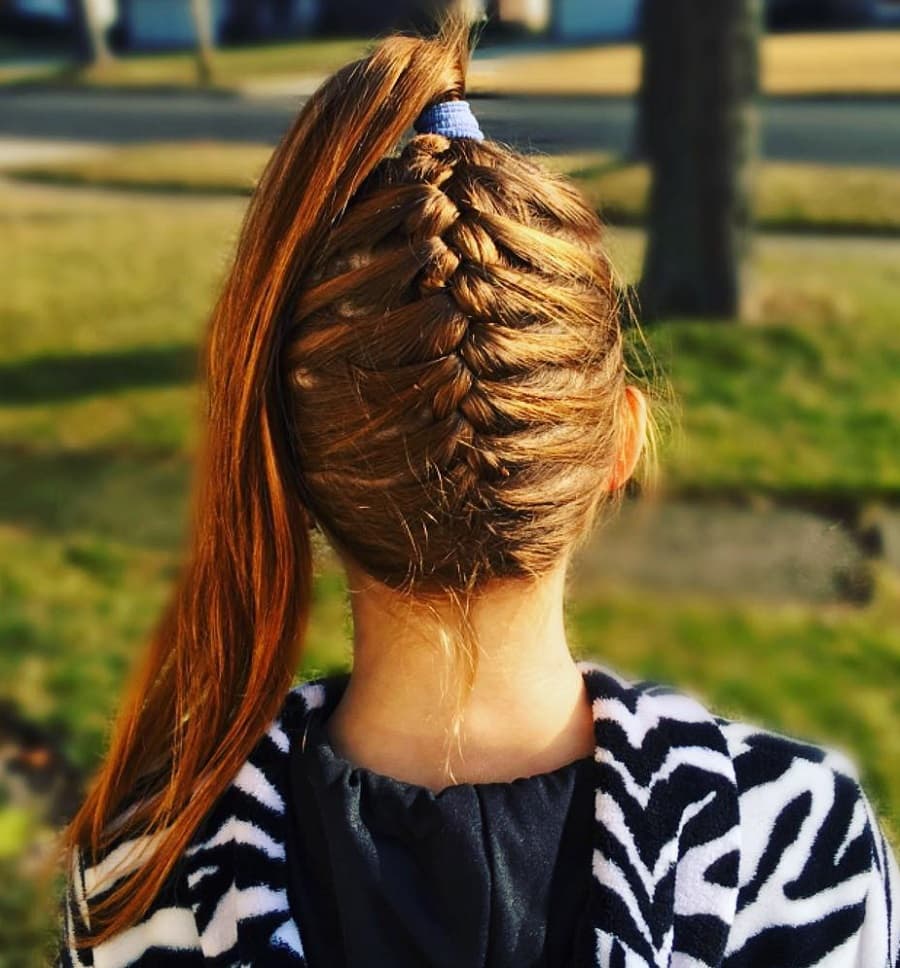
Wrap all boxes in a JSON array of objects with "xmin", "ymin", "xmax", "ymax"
[{"xmin": 414, "ymin": 99, "xmax": 485, "ymax": 142}]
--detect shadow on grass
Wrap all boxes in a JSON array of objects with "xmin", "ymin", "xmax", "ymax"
[
  {"xmin": 0, "ymin": 62, "xmax": 240, "ymax": 98},
  {"xmin": 0, "ymin": 343, "xmax": 199, "ymax": 405},
  {"xmin": 0, "ymin": 445, "xmax": 191, "ymax": 548},
  {"xmin": 5, "ymin": 170, "xmax": 254, "ymax": 198}
]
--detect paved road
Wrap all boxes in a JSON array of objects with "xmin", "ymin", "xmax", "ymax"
[{"xmin": 1, "ymin": 89, "xmax": 898, "ymax": 165}]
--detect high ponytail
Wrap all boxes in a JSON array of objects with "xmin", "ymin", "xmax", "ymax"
[{"xmin": 62, "ymin": 19, "xmax": 477, "ymax": 946}]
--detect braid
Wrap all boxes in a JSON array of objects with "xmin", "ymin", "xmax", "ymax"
[
  {"xmin": 288, "ymin": 132, "xmax": 626, "ymax": 588},
  {"xmin": 400, "ymin": 136, "xmax": 508, "ymax": 491}
]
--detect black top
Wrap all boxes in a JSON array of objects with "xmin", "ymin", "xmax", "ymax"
[{"xmin": 285, "ymin": 681, "xmax": 598, "ymax": 968}]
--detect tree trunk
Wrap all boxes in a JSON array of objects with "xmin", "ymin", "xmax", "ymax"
[
  {"xmin": 190, "ymin": 0, "xmax": 216, "ymax": 87},
  {"xmin": 632, "ymin": 0, "xmax": 651, "ymax": 160},
  {"xmin": 638, "ymin": 0, "xmax": 762, "ymax": 320},
  {"xmin": 67, "ymin": 0, "xmax": 113, "ymax": 66}
]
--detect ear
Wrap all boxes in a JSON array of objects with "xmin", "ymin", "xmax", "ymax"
[{"xmin": 607, "ymin": 385, "xmax": 648, "ymax": 491}]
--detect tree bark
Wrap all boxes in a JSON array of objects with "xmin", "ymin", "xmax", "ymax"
[
  {"xmin": 638, "ymin": 0, "xmax": 762, "ymax": 320},
  {"xmin": 190, "ymin": 0, "xmax": 216, "ymax": 87},
  {"xmin": 67, "ymin": 0, "xmax": 113, "ymax": 66},
  {"xmin": 632, "ymin": 0, "xmax": 651, "ymax": 160}
]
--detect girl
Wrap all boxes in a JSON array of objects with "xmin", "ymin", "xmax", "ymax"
[{"xmin": 58, "ymin": 17, "xmax": 898, "ymax": 968}]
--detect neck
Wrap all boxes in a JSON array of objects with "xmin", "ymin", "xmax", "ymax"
[{"xmin": 323, "ymin": 558, "xmax": 596, "ymax": 791}]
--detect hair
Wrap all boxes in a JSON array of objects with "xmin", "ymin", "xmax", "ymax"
[{"xmin": 62, "ymin": 14, "xmax": 660, "ymax": 947}]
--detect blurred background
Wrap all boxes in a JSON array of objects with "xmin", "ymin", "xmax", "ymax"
[{"xmin": 1, "ymin": 0, "xmax": 899, "ymax": 962}]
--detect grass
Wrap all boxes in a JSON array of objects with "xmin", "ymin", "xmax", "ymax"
[
  {"xmin": 557, "ymin": 153, "xmax": 900, "ymax": 237},
  {"xmin": 470, "ymin": 30, "xmax": 900, "ymax": 98},
  {"xmin": 0, "ymin": 524, "xmax": 351, "ymax": 775},
  {"xmin": 1, "ymin": 177, "xmax": 898, "ymax": 961},
  {"xmin": 3, "ymin": 31, "xmax": 898, "ymax": 97},
  {"xmin": 6, "ymin": 142, "xmax": 272, "ymax": 198},
  {"xmin": 606, "ymin": 227, "xmax": 900, "ymax": 501},
  {"xmin": 0, "ymin": 36, "xmax": 370, "ymax": 90},
  {"xmin": 762, "ymin": 29, "xmax": 900, "ymax": 98},
  {"xmin": 9, "ymin": 143, "xmax": 900, "ymax": 237}
]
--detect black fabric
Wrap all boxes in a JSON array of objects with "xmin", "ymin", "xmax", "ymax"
[{"xmin": 285, "ymin": 676, "xmax": 597, "ymax": 968}]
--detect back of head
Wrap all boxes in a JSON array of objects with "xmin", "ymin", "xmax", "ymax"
[
  {"xmin": 290, "ymin": 104, "xmax": 626, "ymax": 590},
  {"xmin": 63, "ymin": 14, "xmax": 650, "ymax": 948}
]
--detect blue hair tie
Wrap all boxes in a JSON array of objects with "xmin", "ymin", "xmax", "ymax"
[{"xmin": 414, "ymin": 100, "xmax": 485, "ymax": 142}]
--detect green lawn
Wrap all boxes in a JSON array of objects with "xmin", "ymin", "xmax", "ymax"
[
  {"xmin": 603, "ymin": 227, "xmax": 900, "ymax": 500},
  {"xmin": 4, "ymin": 31, "xmax": 899, "ymax": 98},
  {"xmin": 6, "ymin": 142, "xmax": 271, "ymax": 198},
  {"xmin": 559, "ymin": 154, "xmax": 900, "ymax": 237},
  {"xmin": 470, "ymin": 30, "xmax": 900, "ymax": 98},
  {"xmin": 1, "ymin": 178, "xmax": 898, "ymax": 963},
  {"xmin": 11, "ymin": 143, "xmax": 900, "ymax": 237},
  {"xmin": 472, "ymin": 30, "xmax": 900, "ymax": 98},
  {"xmin": 0, "ymin": 37, "xmax": 370, "ymax": 90}
]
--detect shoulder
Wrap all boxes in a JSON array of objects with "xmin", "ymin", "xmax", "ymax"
[
  {"xmin": 714, "ymin": 712, "xmax": 900, "ymax": 966},
  {"xmin": 705, "ymin": 705, "xmax": 900, "ymax": 966},
  {"xmin": 578, "ymin": 659, "xmax": 899, "ymax": 966},
  {"xmin": 58, "ymin": 673, "xmax": 342, "ymax": 967},
  {"xmin": 187, "ymin": 668, "xmax": 345, "ymax": 826},
  {"xmin": 176, "ymin": 678, "xmax": 330, "ymax": 862},
  {"xmin": 58, "ymin": 826, "xmax": 203, "ymax": 967},
  {"xmin": 716, "ymin": 710, "xmax": 862, "ymax": 792},
  {"xmin": 715, "ymin": 711, "xmax": 871, "ymax": 848},
  {"xmin": 579, "ymin": 657, "xmax": 886, "ymax": 833},
  {"xmin": 176, "ymin": 673, "xmax": 343, "ymax": 953},
  {"xmin": 713, "ymin": 710, "xmax": 888, "ymax": 884}
]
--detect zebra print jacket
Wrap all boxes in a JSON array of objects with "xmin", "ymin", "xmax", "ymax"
[{"xmin": 59, "ymin": 659, "xmax": 900, "ymax": 968}]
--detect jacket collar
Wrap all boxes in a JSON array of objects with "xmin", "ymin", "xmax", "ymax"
[{"xmin": 186, "ymin": 658, "xmax": 740, "ymax": 967}]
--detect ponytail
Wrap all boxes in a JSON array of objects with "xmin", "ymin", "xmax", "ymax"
[{"xmin": 63, "ymin": 18, "xmax": 475, "ymax": 946}]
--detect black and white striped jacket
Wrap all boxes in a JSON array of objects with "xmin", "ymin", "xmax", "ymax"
[{"xmin": 59, "ymin": 659, "xmax": 900, "ymax": 967}]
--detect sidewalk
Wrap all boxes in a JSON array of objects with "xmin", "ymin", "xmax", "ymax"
[
  {"xmin": 232, "ymin": 73, "xmax": 328, "ymax": 99},
  {"xmin": 0, "ymin": 136, "xmax": 106, "ymax": 169}
]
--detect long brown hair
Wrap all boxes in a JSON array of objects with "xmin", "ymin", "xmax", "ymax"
[{"xmin": 63, "ymin": 15, "xmax": 655, "ymax": 946}]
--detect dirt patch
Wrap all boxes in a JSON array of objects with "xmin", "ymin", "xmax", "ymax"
[{"xmin": 573, "ymin": 499, "xmax": 871, "ymax": 604}]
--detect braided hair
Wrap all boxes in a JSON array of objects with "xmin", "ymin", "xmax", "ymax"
[{"xmin": 290, "ymin": 133, "xmax": 627, "ymax": 589}]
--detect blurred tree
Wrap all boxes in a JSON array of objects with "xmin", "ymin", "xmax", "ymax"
[
  {"xmin": 66, "ymin": 0, "xmax": 113, "ymax": 66},
  {"xmin": 318, "ymin": 0, "xmax": 471, "ymax": 34},
  {"xmin": 632, "ymin": 0, "xmax": 651, "ymax": 160},
  {"xmin": 638, "ymin": 0, "xmax": 762, "ymax": 320},
  {"xmin": 190, "ymin": 0, "xmax": 216, "ymax": 86},
  {"xmin": 319, "ymin": 0, "xmax": 420, "ymax": 33}
]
